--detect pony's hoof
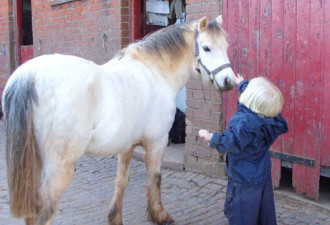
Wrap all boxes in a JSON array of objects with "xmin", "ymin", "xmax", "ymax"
[
  {"xmin": 147, "ymin": 206, "xmax": 174, "ymax": 225},
  {"xmin": 108, "ymin": 214, "xmax": 123, "ymax": 225},
  {"xmin": 108, "ymin": 220, "xmax": 123, "ymax": 225},
  {"xmin": 108, "ymin": 204, "xmax": 123, "ymax": 225},
  {"xmin": 159, "ymin": 219, "xmax": 175, "ymax": 225},
  {"xmin": 108, "ymin": 217, "xmax": 123, "ymax": 225},
  {"xmin": 25, "ymin": 218, "xmax": 35, "ymax": 225},
  {"xmin": 156, "ymin": 215, "xmax": 175, "ymax": 225}
]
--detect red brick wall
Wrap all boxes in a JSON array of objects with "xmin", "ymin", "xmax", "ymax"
[
  {"xmin": 184, "ymin": 0, "xmax": 226, "ymax": 178},
  {"xmin": 32, "ymin": 0, "xmax": 130, "ymax": 64},
  {"xmin": 0, "ymin": 0, "xmax": 15, "ymax": 98},
  {"xmin": 186, "ymin": 0, "xmax": 222, "ymax": 21},
  {"xmin": 0, "ymin": 0, "xmax": 129, "ymax": 108}
]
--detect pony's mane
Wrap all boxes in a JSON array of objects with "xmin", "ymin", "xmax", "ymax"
[
  {"xmin": 137, "ymin": 22, "xmax": 195, "ymax": 57},
  {"xmin": 119, "ymin": 20, "xmax": 225, "ymax": 60}
]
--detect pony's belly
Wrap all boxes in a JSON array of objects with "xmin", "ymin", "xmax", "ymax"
[
  {"xmin": 86, "ymin": 136, "xmax": 125, "ymax": 156},
  {"xmin": 85, "ymin": 143, "xmax": 123, "ymax": 156},
  {"xmin": 85, "ymin": 127, "xmax": 140, "ymax": 156},
  {"xmin": 85, "ymin": 138, "xmax": 126, "ymax": 156}
]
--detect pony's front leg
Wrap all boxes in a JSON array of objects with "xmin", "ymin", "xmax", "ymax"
[
  {"xmin": 144, "ymin": 136, "xmax": 174, "ymax": 225},
  {"xmin": 108, "ymin": 148, "xmax": 134, "ymax": 225}
]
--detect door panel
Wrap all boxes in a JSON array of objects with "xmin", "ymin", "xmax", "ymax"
[{"xmin": 223, "ymin": 0, "xmax": 327, "ymax": 199}]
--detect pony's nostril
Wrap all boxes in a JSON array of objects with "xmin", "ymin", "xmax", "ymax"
[{"xmin": 224, "ymin": 77, "xmax": 229, "ymax": 86}]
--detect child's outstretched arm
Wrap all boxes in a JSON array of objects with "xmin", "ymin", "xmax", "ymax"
[
  {"xmin": 198, "ymin": 129, "xmax": 212, "ymax": 142},
  {"xmin": 233, "ymin": 73, "xmax": 244, "ymax": 85},
  {"xmin": 198, "ymin": 118, "xmax": 253, "ymax": 154},
  {"xmin": 234, "ymin": 73, "xmax": 249, "ymax": 93}
]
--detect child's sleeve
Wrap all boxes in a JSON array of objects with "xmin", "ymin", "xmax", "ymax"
[
  {"xmin": 238, "ymin": 80, "xmax": 249, "ymax": 93},
  {"xmin": 273, "ymin": 113, "xmax": 289, "ymax": 136},
  {"xmin": 209, "ymin": 118, "xmax": 253, "ymax": 153}
]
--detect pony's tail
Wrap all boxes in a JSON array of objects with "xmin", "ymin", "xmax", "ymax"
[{"xmin": 3, "ymin": 74, "xmax": 41, "ymax": 218}]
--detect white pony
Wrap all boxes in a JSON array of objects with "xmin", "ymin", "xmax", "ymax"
[{"xmin": 2, "ymin": 15, "xmax": 235, "ymax": 225}]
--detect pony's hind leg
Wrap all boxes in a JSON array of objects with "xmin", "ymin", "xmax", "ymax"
[
  {"xmin": 144, "ymin": 137, "xmax": 174, "ymax": 225},
  {"xmin": 34, "ymin": 161, "xmax": 76, "ymax": 225},
  {"xmin": 108, "ymin": 148, "xmax": 134, "ymax": 225}
]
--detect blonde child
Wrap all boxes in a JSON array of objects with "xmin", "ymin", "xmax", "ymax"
[{"xmin": 199, "ymin": 74, "xmax": 288, "ymax": 225}]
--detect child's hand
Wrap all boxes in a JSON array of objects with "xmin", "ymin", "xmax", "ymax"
[
  {"xmin": 233, "ymin": 73, "xmax": 244, "ymax": 85},
  {"xmin": 198, "ymin": 129, "xmax": 212, "ymax": 142}
]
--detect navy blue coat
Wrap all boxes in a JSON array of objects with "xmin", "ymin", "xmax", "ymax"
[{"xmin": 209, "ymin": 81, "xmax": 288, "ymax": 187}]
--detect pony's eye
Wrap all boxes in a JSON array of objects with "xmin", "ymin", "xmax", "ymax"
[{"xmin": 203, "ymin": 46, "xmax": 211, "ymax": 52}]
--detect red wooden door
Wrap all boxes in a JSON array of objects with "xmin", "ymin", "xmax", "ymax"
[
  {"xmin": 131, "ymin": 0, "xmax": 163, "ymax": 41},
  {"xmin": 130, "ymin": 0, "xmax": 184, "ymax": 42},
  {"xmin": 16, "ymin": 0, "xmax": 33, "ymax": 64},
  {"xmin": 223, "ymin": 0, "xmax": 329, "ymax": 199},
  {"xmin": 130, "ymin": 0, "xmax": 142, "ymax": 42}
]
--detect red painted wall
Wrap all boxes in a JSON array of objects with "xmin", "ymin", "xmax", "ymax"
[{"xmin": 223, "ymin": 0, "xmax": 329, "ymax": 199}]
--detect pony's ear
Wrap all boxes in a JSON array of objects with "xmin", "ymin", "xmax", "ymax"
[
  {"xmin": 216, "ymin": 15, "xmax": 223, "ymax": 26},
  {"xmin": 198, "ymin": 16, "xmax": 209, "ymax": 32}
]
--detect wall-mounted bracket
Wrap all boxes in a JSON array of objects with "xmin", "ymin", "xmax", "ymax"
[
  {"xmin": 0, "ymin": 42, "xmax": 6, "ymax": 56},
  {"xmin": 270, "ymin": 151, "xmax": 315, "ymax": 167}
]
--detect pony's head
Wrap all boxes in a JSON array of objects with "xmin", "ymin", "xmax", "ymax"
[{"xmin": 195, "ymin": 15, "xmax": 235, "ymax": 91}]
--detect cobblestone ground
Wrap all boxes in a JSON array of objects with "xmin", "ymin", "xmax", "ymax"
[{"xmin": 0, "ymin": 121, "xmax": 329, "ymax": 225}]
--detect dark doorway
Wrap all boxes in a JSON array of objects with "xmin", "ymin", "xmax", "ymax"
[
  {"xmin": 278, "ymin": 167, "xmax": 330, "ymax": 207},
  {"xmin": 16, "ymin": 0, "xmax": 33, "ymax": 64},
  {"xmin": 22, "ymin": 0, "xmax": 33, "ymax": 45},
  {"xmin": 131, "ymin": 0, "xmax": 186, "ymax": 41},
  {"xmin": 141, "ymin": 0, "xmax": 186, "ymax": 37}
]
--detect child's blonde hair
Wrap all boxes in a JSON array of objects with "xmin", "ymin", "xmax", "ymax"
[{"xmin": 239, "ymin": 77, "xmax": 284, "ymax": 117}]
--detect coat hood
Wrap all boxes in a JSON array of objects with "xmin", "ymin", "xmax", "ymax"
[{"xmin": 238, "ymin": 103, "xmax": 288, "ymax": 145}]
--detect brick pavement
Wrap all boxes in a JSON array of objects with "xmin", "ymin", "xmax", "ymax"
[{"xmin": 0, "ymin": 121, "xmax": 329, "ymax": 225}]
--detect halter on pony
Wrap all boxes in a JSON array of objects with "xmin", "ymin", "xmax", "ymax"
[{"xmin": 194, "ymin": 30, "xmax": 232, "ymax": 89}]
